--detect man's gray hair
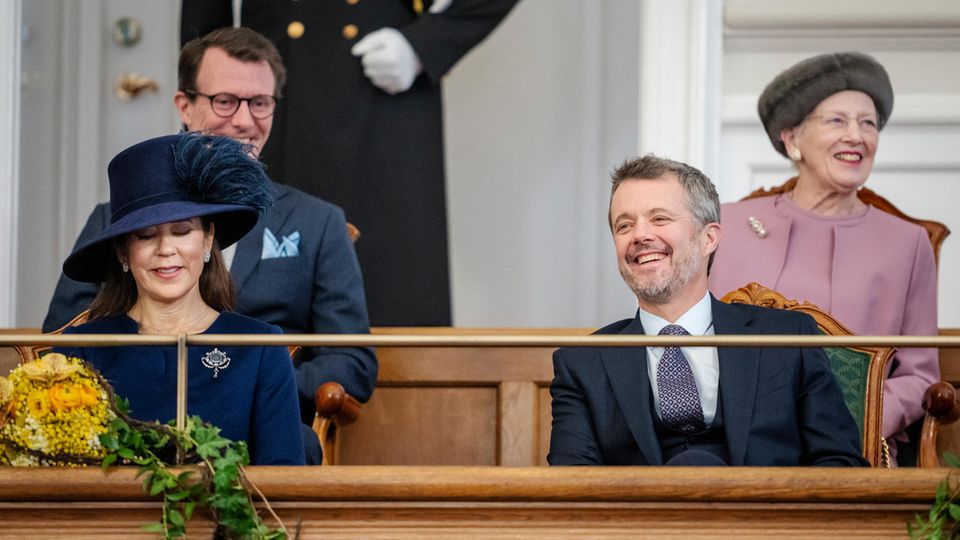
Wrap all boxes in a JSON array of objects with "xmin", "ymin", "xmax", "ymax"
[{"xmin": 609, "ymin": 154, "xmax": 720, "ymax": 229}]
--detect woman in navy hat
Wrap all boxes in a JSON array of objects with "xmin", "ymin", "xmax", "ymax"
[
  {"xmin": 708, "ymin": 52, "xmax": 938, "ymax": 465},
  {"xmin": 56, "ymin": 132, "xmax": 305, "ymax": 465}
]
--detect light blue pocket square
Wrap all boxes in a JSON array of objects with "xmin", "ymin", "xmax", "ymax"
[{"xmin": 262, "ymin": 228, "xmax": 300, "ymax": 259}]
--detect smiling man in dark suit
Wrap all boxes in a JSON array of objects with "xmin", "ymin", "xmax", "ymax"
[
  {"xmin": 44, "ymin": 28, "xmax": 377, "ymax": 464},
  {"xmin": 548, "ymin": 155, "xmax": 866, "ymax": 467}
]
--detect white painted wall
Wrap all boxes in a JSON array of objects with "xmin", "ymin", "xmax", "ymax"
[
  {"xmin": 0, "ymin": 1, "xmax": 20, "ymax": 327},
  {"xmin": 444, "ymin": 0, "xmax": 643, "ymax": 326},
  {"xmin": 445, "ymin": 0, "xmax": 721, "ymax": 327},
  {"xmin": 3, "ymin": 0, "xmax": 958, "ymax": 330},
  {"xmin": 16, "ymin": 0, "xmax": 179, "ymax": 327}
]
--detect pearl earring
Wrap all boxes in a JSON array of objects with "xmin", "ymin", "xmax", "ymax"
[
  {"xmin": 203, "ymin": 251, "xmax": 211, "ymax": 263},
  {"xmin": 787, "ymin": 147, "xmax": 802, "ymax": 162},
  {"xmin": 121, "ymin": 262, "xmax": 129, "ymax": 273}
]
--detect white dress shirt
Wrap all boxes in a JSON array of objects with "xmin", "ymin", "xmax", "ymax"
[
  {"xmin": 221, "ymin": 243, "xmax": 237, "ymax": 270},
  {"xmin": 637, "ymin": 292, "xmax": 720, "ymax": 425}
]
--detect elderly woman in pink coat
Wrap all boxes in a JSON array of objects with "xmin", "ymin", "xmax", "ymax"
[{"xmin": 708, "ymin": 52, "xmax": 938, "ymax": 465}]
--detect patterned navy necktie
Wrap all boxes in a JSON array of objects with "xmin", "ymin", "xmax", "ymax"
[{"xmin": 657, "ymin": 324, "xmax": 705, "ymax": 434}]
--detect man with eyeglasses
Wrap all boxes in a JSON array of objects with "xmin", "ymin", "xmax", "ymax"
[
  {"xmin": 182, "ymin": 91, "xmax": 278, "ymax": 122},
  {"xmin": 44, "ymin": 28, "xmax": 378, "ymax": 465}
]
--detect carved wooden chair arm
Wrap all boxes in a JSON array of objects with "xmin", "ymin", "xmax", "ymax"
[
  {"xmin": 311, "ymin": 381, "xmax": 362, "ymax": 465},
  {"xmin": 918, "ymin": 381, "xmax": 960, "ymax": 467},
  {"xmin": 924, "ymin": 382, "xmax": 960, "ymax": 422},
  {"xmin": 315, "ymin": 381, "xmax": 361, "ymax": 426}
]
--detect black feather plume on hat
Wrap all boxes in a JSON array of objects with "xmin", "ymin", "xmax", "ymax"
[{"xmin": 173, "ymin": 133, "xmax": 274, "ymax": 217}]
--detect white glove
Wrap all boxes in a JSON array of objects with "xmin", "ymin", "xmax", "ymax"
[
  {"xmin": 351, "ymin": 28, "xmax": 423, "ymax": 95},
  {"xmin": 429, "ymin": 0, "xmax": 453, "ymax": 13}
]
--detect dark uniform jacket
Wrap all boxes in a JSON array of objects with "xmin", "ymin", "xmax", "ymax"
[{"xmin": 182, "ymin": 0, "xmax": 519, "ymax": 325}]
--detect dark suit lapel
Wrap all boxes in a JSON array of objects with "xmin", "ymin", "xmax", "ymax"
[
  {"xmin": 600, "ymin": 316, "xmax": 663, "ymax": 465},
  {"xmin": 230, "ymin": 220, "xmax": 262, "ymax": 289},
  {"xmin": 230, "ymin": 183, "xmax": 295, "ymax": 289},
  {"xmin": 712, "ymin": 297, "xmax": 759, "ymax": 466}
]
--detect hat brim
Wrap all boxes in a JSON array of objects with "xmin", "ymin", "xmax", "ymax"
[{"xmin": 63, "ymin": 201, "xmax": 258, "ymax": 283}]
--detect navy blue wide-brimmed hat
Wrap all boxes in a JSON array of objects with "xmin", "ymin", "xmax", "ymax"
[{"xmin": 63, "ymin": 133, "xmax": 273, "ymax": 282}]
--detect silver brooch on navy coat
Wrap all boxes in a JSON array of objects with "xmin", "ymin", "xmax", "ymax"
[{"xmin": 201, "ymin": 348, "xmax": 231, "ymax": 378}]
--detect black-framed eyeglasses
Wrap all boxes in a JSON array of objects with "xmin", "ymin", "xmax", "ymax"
[{"xmin": 184, "ymin": 90, "xmax": 278, "ymax": 119}]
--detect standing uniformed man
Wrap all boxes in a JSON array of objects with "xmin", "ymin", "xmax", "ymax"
[{"xmin": 182, "ymin": 0, "xmax": 519, "ymax": 326}]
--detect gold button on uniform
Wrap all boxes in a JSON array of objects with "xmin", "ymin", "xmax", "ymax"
[
  {"xmin": 342, "ymin": 24, "xmax": 359, "ymax": 40},
  {"xmin": 287, "ymin": 21, "xmax": 305, "ymax": 39},
  {"xmin": 346, "ymin": 0, "xmax": 360, "ymax": 4}
]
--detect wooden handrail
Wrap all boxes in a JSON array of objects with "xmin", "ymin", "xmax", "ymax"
[
  {"xmin": 0, "ymin": 466, "xmax": 946, "ymax": 503},
  {"xmin": 2, "ymin": 333, "xmax": 959, "ymax": 348}
]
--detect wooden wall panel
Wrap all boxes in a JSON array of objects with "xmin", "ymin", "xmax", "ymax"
[
  {"xmin": 538, "ymin": 385, "xmax": 552, "ymax": 466},
  {"xmin": 0, "ymin": 348, "xmax": 16, "ymax": 376},
  {"xmin": 499, "ymin": 381, "xmax": 538, "ymax": 466},
  {"xmin": 0, "ymin": 467, "xmax": 946, "ymax": 538},
  {"xmin": 341, "ymin": 331, "xmax": 567, "ymax": 466},
  {"xmin": 0, "ymin": 328, "xmax": 29, "ymax": 375},
  {"xmin": 339, "ymin": 387, "xmax": 498, "ymax": 465},
  {"xmin": 936, "ymin": 329, "xmax": 960, "ymax": 457}
]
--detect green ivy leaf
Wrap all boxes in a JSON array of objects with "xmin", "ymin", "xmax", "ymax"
[
  {"xmin": 937, "ymin": 480, "xmax": 949, "ymax": 502},
  {"xmin": 101, "ymin": 453, "xmax": 117, "ymax": 468},
  {"xmin": 99, "ymin": 433, "xmax": 118, "ymax": 450},
  {"xmin": 149, "ymin": 481, "xmax": 167, "ymax": 497},
  {"xmin": 103, "ymin": 413, "xmax": 284, "ymax": 538},
  {"xmin": 168, "ymin": 508, "xmax": 185, "ymax": 528},
  {"xmin": 949, "ymin": 503, "xmax": 960, "ymax": 522},
  {"xmin": 141, "ymin": 522, "xmax": 165, "ymax": 534},
  {"xmin": 165, "ymin": 490, "xmax": 192, "ymax": 502},
  {"xmin": 183, "ymin": 501, "xmax": 196, "ymax": 521}
]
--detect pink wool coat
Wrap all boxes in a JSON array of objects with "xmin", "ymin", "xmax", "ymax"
[{"xmin": 709, "ymin": 194, "xmax": 939, "ymax": 446}]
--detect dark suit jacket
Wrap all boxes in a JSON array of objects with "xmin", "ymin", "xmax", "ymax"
[
  {"xmin": 181, "ymin": 0, "xmax": 519, "ymax": 326},
  {"xmin": 44, "ymin": 183, "xmax": 378, "ymax": 415},
  {"xmin": 548, "ymin": 297, "xmax": 867, "ymax": 466}
]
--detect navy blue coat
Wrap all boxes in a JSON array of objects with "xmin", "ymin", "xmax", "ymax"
[
  {"xmin": 56, "ymin": 312, "xmax": 305, "ymax": 465},
  {"xmin": 44, "ymin": 183, "xmax": 377, "ymax": 419},
  {"xmin": 548, "ymin": 297, "xmax": 868, "ymax": 467}
]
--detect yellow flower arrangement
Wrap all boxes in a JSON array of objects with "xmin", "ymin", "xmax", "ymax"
[
  {"xmin": 0, "ymin": 353, "xmax": 287, "ymax": 538},
  {"xmin": 0, "ymin": 353, "xmax": 115, "ymax": 466}
]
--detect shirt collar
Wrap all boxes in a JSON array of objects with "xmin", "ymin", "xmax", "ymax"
[{"xmin": 635, "ymin": 291, "xmax": 713, "ymax": 336}]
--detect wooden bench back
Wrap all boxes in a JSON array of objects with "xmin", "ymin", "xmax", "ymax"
[{"xmin": 334, "ymin": 328, "xmax": 592, "ymax": 466}]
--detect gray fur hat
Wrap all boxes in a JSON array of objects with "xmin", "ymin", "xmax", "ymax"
[{"xmin": 758, "ymin": 52, "xmax": 893, "ymax": 157}]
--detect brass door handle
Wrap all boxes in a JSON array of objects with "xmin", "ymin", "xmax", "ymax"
[{"xmin": 114, "ymin": 72, "xmax": 159, "ymax": 101}]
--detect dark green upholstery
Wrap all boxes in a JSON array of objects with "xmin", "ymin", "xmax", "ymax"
[{"xmin": 823, "ymin": 341, "xmax": 872, "ymax": 450}]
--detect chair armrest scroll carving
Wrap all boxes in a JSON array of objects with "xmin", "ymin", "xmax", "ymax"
[
  {"xmin": 919, "ymin": 382, "xmax": 960, "ymax": 467},
  {"xmin": 312, "ymin": 381, "xmax": 361, "ymax": 465}
]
